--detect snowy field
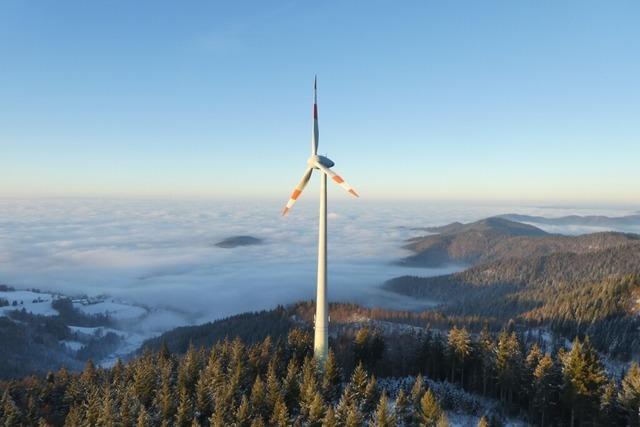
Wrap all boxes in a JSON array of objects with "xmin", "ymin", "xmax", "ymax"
[
  {"xmin": 73, "ymin": 299, "xmax": 147, "ymax": 320},
  {"xmin": 0, "ymin": 290, "xmax": 59, "ymax": 317},
  {"xmin": 0, "ymin": 288, "xmax": 177, "ymax": 365}
]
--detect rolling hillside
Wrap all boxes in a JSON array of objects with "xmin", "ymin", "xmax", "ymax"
[{"xmin": 401, "ymin": 217, "xmax": 639, "ymax": 267}]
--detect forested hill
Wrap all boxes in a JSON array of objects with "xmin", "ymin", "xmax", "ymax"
[
  {"xmin": 141, "ymin": 307, "xmax": 295, "ymax": 354},
  {"xmin": 388, "ymin": 242, "xmax": 640, "ymax": 297},
  {"xmin": 386, "ymin": 243, "xmax": 640, "ymax": 357},
  {"xmin": 401, "ymin": 216, "xmax": 639, "ymax": 267}
]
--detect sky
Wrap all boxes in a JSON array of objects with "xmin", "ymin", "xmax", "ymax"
[{"xmin": 1, "ymin": 1, "xmax": 639, "ymax": 203}]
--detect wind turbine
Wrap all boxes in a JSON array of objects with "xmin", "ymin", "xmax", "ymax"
[{"xmin": 282, "ymin": 77, "xmax": 359, "ymax": 363}]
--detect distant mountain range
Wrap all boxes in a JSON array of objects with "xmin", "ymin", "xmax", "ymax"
[
  {"xmin": 498, "ymin": 213, "xmax": 640, "ymax": 228},
  {"xmin": 401, "ymin": 217, "xmax": 639, "ymax": 267}
]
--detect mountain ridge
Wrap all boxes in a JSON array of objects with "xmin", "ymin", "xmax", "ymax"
[{"xmin": 401, "ymin": 216, "xmax": 640, "ymax": 267}]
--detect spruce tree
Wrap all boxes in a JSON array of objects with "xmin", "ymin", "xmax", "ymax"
[
  {"xmin": 111, "ymin": 358, "xmax": 125, "ymax": 388},
  {"xmin": 335, "ymin": 384, "xmax": 357, "ymax": 425},
  {"xmin": 283, "ymin": 358, "xmax": 301, "ymax": 411},
  {"xmin": 447, "ymin": 326, "xmax": 471, "ymax": 386},
  {"xmin": 620, "ymin": 362, "xmax": 640, "ymax": 426},
  {"xmin": 133, "ymin": 356, "xmax": 157, "ymax": 408},
  {"xmin": 80, "ymin": 359, "xmax": 97, "ymax": 386},
  {"xmin": 270, "ymin": 396, "xmax": 290, "ymax": 427},
  {"xmin": 394, "ymin": 388, "xmax": 411, "ymax": 427},
  {"xmin": 322, "ymin": 406, "xmax": 338, "ymax": 427},
  {"xmin": 370, "ymin": 391, "xmax": 395, "ymax": 427},
  {"xmin": 598, "ymin": 380, "xmax": 624, "ymax": 427},
  {"xmin": 525, "ymin": 343, "xmax": 543, "ymax": 373},
  {"xmin": 532, "ymin": 354, "xmax": 561, "ymax": 427},
  {"xmin": 178, "ymin": 343, "xmax": 201, "ymax": 396},
  {"xmin": 195, "ymin": 373, "xmax": 212, "ymax": 423},
  {"xmin": 265, "ymin": 360, "xmax": 281, "ymax": 415},
  {"xmin": 1, "ymin": 390, "xmax": 23, "ymax": 427},
  {"xmin": 478, "ymin": 325, "xmax": 495, "ymax": 397},
  {"xmin": 175, "ymin": 387, "xmax": 194, "ymax": 427},
  {"xmin": 62, "ymin": 405, "xmax": 84, "ymax": 427},
  {"xmin": 85, "ymin": 389, "xmax": 101, "ymax": 427},
  {"xmin": 362, "ymin": 375, "xmax": 379, "ymax": 416},
  {"xmin": 525, "ymin": 343, "xmax": 543, "ymax": 411},
  {"xmin": 299, "ymin": 357, "xmax": 321, "ymax": 421},
  {"xmin": 250, "ymin": 375, "xmax": 268, "ymax": 421},
  {"xmin": 97, "ymin": 387, "xmax": 116, "ymax": 427},
  {"xmin": 322, "ymin": 350, "xmax": 342, "ymax": 402},
  {"xmin": 345, "ymin": 402, "xmax": 364, "ymax": 427},
  {"xmin": 158, "ymin": 340, "xmax": 171, "ymax": 361},
  {"xmin": 136, "ymin": 406, "xmax": 151, "ymax": 427},
  {"xmin": 235, "ymin": 394, "xmax": 252, "ymax": 427},
  {"xmin": 351, "ymin": 362, "xmax": 369, "ymax": 404},
  {"xmin": 119, "ymin": 389, "xmax": 135, "ymax": 427},
  {"xmin": 307, "ymin": 391, "xmax": 326, "ymax": 427},
  {"xmin": 561, "ymin": 337, "xmax": 607, "ymax": 426},
  {"xmin": 209, "ymin": 406, "xmax": 226, "ymax": 427},
  {"xmin": 410, "ymin": 374, "xmax": 425, "ymax": 409},
  {"xmin": 25, "ymin": 394, "xmax": 38, "ymax": 426},
  {"xmin": 155, "ymin": 364, "xmax": 176, "ymax": 422},
  {"xmin": 417, "ymin": 389, "xmax": 443, "ymax": 427},
  {"xmin": 495, "ymin": 331, "xmax": 523, "ymax": 404}
]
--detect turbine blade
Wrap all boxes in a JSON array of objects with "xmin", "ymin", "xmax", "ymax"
[
  {"xmin": 313, "ymin": 161, "xmax": 359, "ymax": 198},
  {"xmin": 312, "ymin": 76, "xmax": 319, "ymax": 155},
  {"xmin": 282, "ymin": 167, "xmax": 314, "ymax": 215}
]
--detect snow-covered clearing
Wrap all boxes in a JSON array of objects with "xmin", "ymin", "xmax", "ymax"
[
  {"xmin": 0, "ymin": 290, "xmax": 60, "ymax": 317},
  {"xmin": 73, "ymin": 299, "xmax": 147, "ymax": 320}
]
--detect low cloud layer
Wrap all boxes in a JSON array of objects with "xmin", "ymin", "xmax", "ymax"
[{"xmin": 0, "ymin": 198, "xmax": 637, "ymax": 329}]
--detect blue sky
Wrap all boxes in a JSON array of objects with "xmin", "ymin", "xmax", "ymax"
[{"xmin": 1, "ymin": 1, "xmax": 638, "ymax": 203}]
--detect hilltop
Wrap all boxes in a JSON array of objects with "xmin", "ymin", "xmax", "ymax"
[
  {"xmin": 214, "ymin": 235, "xmax": 263, "ymax": 248},
  {"xmin": 400, "ymin": 216, "xmax": 639, "ymax": 267}
]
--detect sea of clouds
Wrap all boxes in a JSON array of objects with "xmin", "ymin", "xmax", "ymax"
[{"xmin": 0, "ymin": 198, "xmax": 638, "ymax": 331}]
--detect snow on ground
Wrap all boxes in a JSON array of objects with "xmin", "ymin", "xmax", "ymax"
[
  {"xmin": 378, "ymin": 376, "xmax": 528, "ymax": 425},
  {"xmin": 446, "ymin": 412, "xmax": 528, "ymax": 427},
  {"xmin": 61, "ymin": 340, "xmax": 85, "ymax": 351},
  {"xmin": 68, "ymin": 324, "xmax": 165, "ymax": 367},
  {"xmin": 0, "ymin": 290, "xmax": 59, "ymax": 317},
  {"xmin": 73, "ymin": 299, "xmax": 147, "ymax": 320}
]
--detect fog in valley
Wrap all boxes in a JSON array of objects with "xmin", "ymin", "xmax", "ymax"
[{"xmin": 1, "ymin": 197, "xmax": 638, "ymax": 333}]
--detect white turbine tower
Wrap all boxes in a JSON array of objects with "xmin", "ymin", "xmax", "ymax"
[{"xmin": 282, "ymin": 77, "xmax": 359, "ymax": 363}]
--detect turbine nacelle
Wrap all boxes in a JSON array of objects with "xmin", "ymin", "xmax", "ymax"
[
  {"xmin": 282, "ymin": 77, "xmax": 358, "ymax": 218},
  {"xmin": 308, "ymin": 155, "xmax": 335, "ymax": 169}
]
